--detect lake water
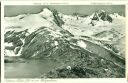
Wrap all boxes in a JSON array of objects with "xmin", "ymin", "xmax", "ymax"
[{"xmin": 5, "ymin": 59, "xmax": 61, "ymax": 78}]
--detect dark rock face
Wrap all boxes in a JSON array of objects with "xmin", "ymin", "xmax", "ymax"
[
  {"xmin": 4, "ymin": 29, "xmax": 29, "ymax": 57},
  {"xmin": 92, "ymin": 10, "xmax": 113, "ymax": 23},
  {"xmin": 52, "ymin": 9, "xmax": 64, "ymax": 27},
  {"xmin": 20, "ymin": 27, "xmax": 74, "ymax": 58},
  {"xmin": 5, "ymin": 30, "xmax": 28, "ymax": 44},
  {"xmin": 42, "ymin": 50, "xmax": 125, "ymax": 78}
]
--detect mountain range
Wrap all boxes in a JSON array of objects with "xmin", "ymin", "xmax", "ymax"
[{"xmin": 4, "ymin": 8, "xmax": 125, "ymax": 78}]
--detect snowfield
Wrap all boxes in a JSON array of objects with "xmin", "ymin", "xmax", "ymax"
[{"xmin": 4, "ymin": 8, "xmax": 125, "ymax": 57}]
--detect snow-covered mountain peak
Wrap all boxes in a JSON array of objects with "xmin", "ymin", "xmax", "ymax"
[
  {"xmin": 89, "ymin": 10, "xmax": 113, "ymax": 26},
  {"xmin": 100, "ymin": 10, "xmax": 106, "ymax": 12},
  {"xmin": 97, "ymin": 10, "xmax": 106, "ymax": 14},
  {"xmin": 4, "ymin": 8, "xmax": 125, "ymax": 39},
  {"xmin": 110, "ymin": 13, "xmax": 125, "ymax": 19},
  {"xmin": 39, "ymin": 8, "xmax": 53, "ymax": 18}
]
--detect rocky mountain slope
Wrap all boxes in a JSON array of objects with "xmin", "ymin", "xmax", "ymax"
[{"xmin": 4, "ymin": 8, "xmax": 125, "ymax": 78}]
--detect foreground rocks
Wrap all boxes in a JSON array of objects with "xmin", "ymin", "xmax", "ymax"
[{"xmin": 42, "ymin": 53, "xmax": 125, "ymax": 78}]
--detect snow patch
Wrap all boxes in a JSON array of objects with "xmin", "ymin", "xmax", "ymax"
[
  {"xmin": 39, "ymin": 8, "xmax": 53, "ymax": 18},
  {"xmin": 32, "ymin": 51, "xmax": 39, "ymax": 57},
  {"xmin": 5, "ymin": 42, "xmax": 13, "ymax": 47},
  {"xmin": 77, "ymin": 40, "xmax": 87, "ymax": 49},
  {"xmin": 54, "ymin": 41, "xmax": 58, "ymax": 46},
  {"xmin": 4, "ymin": 50, "xmax": 18, "ymax": 56}
]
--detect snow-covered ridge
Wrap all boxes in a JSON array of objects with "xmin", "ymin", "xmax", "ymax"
[
  {"xmin": 4, "ymin": 8, "xmax": 125, "ymax": 41},
  {"xmin": 4, "ymin": 8, "xmax": 125, "ymax": 57}
]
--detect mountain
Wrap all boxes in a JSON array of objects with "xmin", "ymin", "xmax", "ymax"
[
  {"xmin": 4, "ymin": 8, "xmax": 125, "ymax": 78},
  {"xmin": 93, "ymin": 10, "xmax": 112, "ymax": 22},
  {"xmin": 90, "ymin": 10, "xmax": 113, "ymax": 26}
]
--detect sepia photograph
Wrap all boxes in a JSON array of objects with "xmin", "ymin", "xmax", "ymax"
[{"xmin": 3, "ymin": 5, "xmax": 126, "ymax": 79}]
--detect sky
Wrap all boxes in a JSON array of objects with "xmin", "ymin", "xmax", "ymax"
[{"xmin": 4, "ymin": 5, "xmax": 125, "ymax": 17}]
